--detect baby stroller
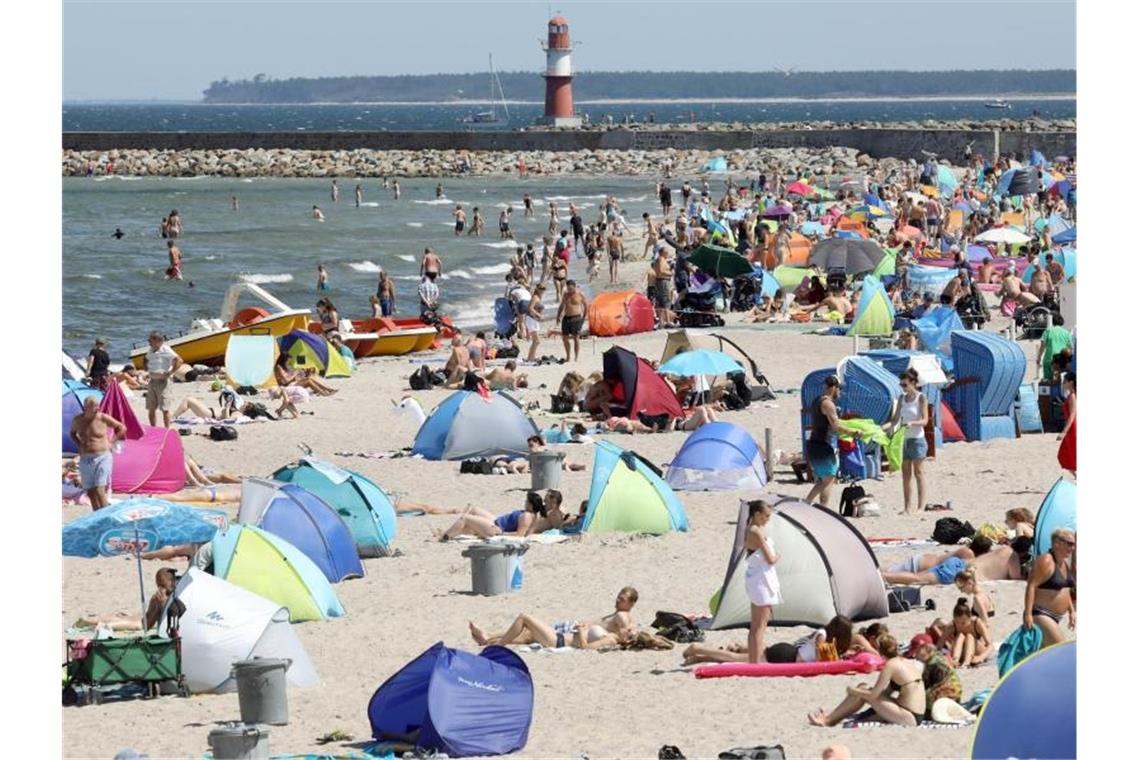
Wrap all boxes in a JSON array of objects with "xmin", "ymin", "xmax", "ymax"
[
  {"xmin": 1016, "ymin": 290, "xmax": 1064, "ymax": 340},
  {"xmin": 729, "ymin": 274, "xmax": 761, "ymax": 312}
]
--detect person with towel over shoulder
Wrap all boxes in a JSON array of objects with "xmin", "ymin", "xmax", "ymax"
[{"xmin": 744, "ymin": 500, "xmax": 781, "ymax": 663}]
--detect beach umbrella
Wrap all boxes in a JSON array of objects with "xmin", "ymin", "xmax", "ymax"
[
  {"xmin": 896, "ymin": 225, "xmax": 926, "ymax": 243},
  {"xmin": 761, "ymin": 204, "xmax": 794, "ymax": 220},
  {"xmin": 809, "ymin": 238, "xmax": 886, "ymax": 274},
  {"xmin": 975, "ymin": 227, "xmax": 1031, "ymax": 245},
  {"xmin": 966, "ymin": 244, "xmax": 991, "ymax": 263},
  {"xmin": 658, "ymin": 349, "xmax": 744, "ymax": 378},
  {"xmin": 786, "ymin": 181, "xmax": 814, "ymax": 197},
  {"xmin": 834, "ymin": 230, "xmax": 863, "ymax": 240},
  {"xmin": 1029, "ymin": 149, "xmax": 1048, "ymax": 167},
  {"xmin": 998, "ymin": 168, "xmax": 1039, "ymax": 197},
  {"xmin": 812, "ymin": 186, "xmax": 835, "ymax": 200},
  {"xmin": 918, "ymin": 185, "xmax": 939, "ymax": 198},
  {"xmin": 63, "ymin": 498, "xmax": 229, "ymax": 619},
  {"xmin": 845, "ymin": 205, "xmax": 889, "ymax": 222},
  {"xmin": 688, "ymin": 244, "xmax": 754, "ymax": 279}
]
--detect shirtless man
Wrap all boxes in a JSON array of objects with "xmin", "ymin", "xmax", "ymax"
[
  {"xmin": 468, "ymin": 207, "xmax": 484, "ymax": 237},
  {"xmin": 484, "ymin": 360, "xmax": 528, "ymax": 390},
  {"xmin": 651, "ymin": 248, "xmax": 676, "ymax": 325},
  {"xmin": 556, "ymin": 279, "xmax": 588, "ymax": 362},
  {"xmin": 978, "ymin": 257, "xmax": 996, "ymax": 284},
  {"xmin": 607, "ymin": 226, "xmax": 625, "ymax": 284},
  {"xmin": 466, "ymin": 331, "xmax": 488, "ymax": 372},
  {"xmin": 420, "ymin": 247, "xmax": 442, "ymax": 279},
  {"xmin": 69, "ymin": 396, "xmax": 127, "ymax": 510},
  {"xmin": 807, "ymin": 286, "xmax": 852, "ymax": 320},
  {"xmin": 442, "ymin": 336, "xmax": 471, "ymax": 388},
  {"xmin": 999, "ymin": 269, "xmax": 1040, "ymax": 307},
  {"xmin": 1029, "ymin": 261, "xmax": 1054, "ymax": 299},
  {"xmin": 166, "ymin": 240, "xmax": 183, "ymax": 281},
  {"xmin": 312, "ymin": 205, "xmax": 325, "ymax": 222},
  {"xmin": 452, "ymin": 204, "xmax": 466, "ymax": 236},
  {"xmin": 1044, "ymin": 253, "xmax": 1066, "ymax": 285}
]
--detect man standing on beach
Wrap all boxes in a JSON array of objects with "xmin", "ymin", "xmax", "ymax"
[
  {"xmin": 418, "ymin": 273, "xmax": 441, "ymax": 320},
  {"xmin": 804, "ymin": 375, "xmax": 856, "ymax": 509},
  {"xmin": 499, "ymin": 207, "xmax": 514, "ymax": 240},
  {"xmin": 143, "ymin": 331, "xmax": 182, "ymax": 428},
  {"xmin": 607, "ymin": 225, "xmax": 625, "ymax": 285},
  {"xmin": 659, "ymin": 182, "xmax": 673, "ymax": 217},
  {"xmin": 354, "ymin": 184, "xmax": 363, "ymax": 208},
  {"xmin": 453, "ymin": 204, "xmax": 466, "ymax": 236},
  {"xmin": 70, "ymin": 396, "xmax": 127, "ymax": 510},
  {"xmin": 570, "ymin": 207, "xmax": 585, "ymax": 254},
  {"xmin": 555, "ymin": 279, "xmax": 588, "ymax": 363},
  {"xmin": 86, "ymin": 337, "xmax": 112, "ymax": 391}
]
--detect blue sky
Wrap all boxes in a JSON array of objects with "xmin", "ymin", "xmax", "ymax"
[{"xmin": 63, "ymin": 0, "xmax": 1076, "ymax": 101}]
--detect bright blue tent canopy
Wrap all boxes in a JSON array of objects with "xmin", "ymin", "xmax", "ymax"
[
  {"xmin": 912, "ymin": 306, "xmax": 965, "ymax": 372},
  {"xmin": 368, "ymin": 642, "xmax": 534, "ymax": 757},
  {"xmin": 1033, "ymin": 478, "xmax": 1076, "ymax": 558},
  {"xmin": 1053, "ymin": 226, "xmax": 1076, "ymax": 244},
  {"xmin": 238, "ymin": 478, "xmax": 364, "ymax": 583},
  {"xmin": 971, "ymin": 642, "xmax": 1075, "ymax": 760},
  {"xmin": 1029, "ymin": 149, "xmax": 1048, "ymax": 168},
  {"xmin": 666, "ymin": 421, "xmax": 767, "ymax": 491}
]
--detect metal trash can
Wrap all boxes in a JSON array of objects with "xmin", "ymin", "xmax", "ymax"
[
  {"xmin": 207, "ymin": 722, "xmax": 271, "ymax": 759},
  {"xmin": 232, "ymin": 658, "xmax": 291, "ymax": 726},
  {"xmin": 529, "ymin": 450, "xmax": 565, "ymax": 491},
  {"xmin": 461, "ymin": 541, "xmax": 529, "ymax": 595}
]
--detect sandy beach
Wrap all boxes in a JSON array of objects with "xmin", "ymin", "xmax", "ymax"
[{"xmin": 61, "ymin": 225, "xmax": 1067, "ymax": 758}]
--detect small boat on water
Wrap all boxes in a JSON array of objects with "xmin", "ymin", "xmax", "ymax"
[
  {"xmin": 984, "ymin": 99, "xmax": 1013, "ymax": 110},
  {"xmin": 461, "ymin": 54, "xmax": 510, "ymax": 129},
  {"xmin": 130, "ymin": 282, "xmax": 310, "ymax": 368}
]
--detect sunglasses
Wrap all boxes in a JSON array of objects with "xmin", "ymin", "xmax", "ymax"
[{"xmin": 1056, "ymin": 537, "xmax": 1076, "ymax": 547}]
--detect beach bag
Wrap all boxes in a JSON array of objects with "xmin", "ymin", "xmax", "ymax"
[
  {"xmin": 409, "ymin": 365, "xmax": 433, "ymax": 391},
  {"xmin": 839, "ymin": 485, "xmax": 867, "ymax": 518},
  {"xmin": 496, "ymin": 343, "xmax": 520, "ymax": 358},
  {"xmin": 815, "ymin": 638, "xmax": 839, "ymax": 662},
  {"xmin": 652, "ymin": 611, "xmax": 705, "ymax": 643},
  {"xmin": 550, "ymin": 393, "xmax": 575, "ymax": 414},
  {"xmin": 429, "ymin": 370, "xmax": 448, "ymax": 386},
  {"xmin": 932, "ymin": 517, "xmax": 974, "ymax": 545},
  {"xmin": 460, "ymin": 458, "xmax": 495, "ymax": 475},
  {"xmin": 887, "ymin": 586, "xmax": 923, "ymax": 614},
  {"xmin": 718, "ymin": 746, "xmax": 786, "ymax": 760},
  {"xmin": 209, "ymin": 425, "xmax": 238, "ymax": 442}
]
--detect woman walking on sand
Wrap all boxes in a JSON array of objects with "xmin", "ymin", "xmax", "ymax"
[
  {"xmin": 744, "ymin": 500, "xmax": 781, "ymax": 663},
  {"xmin": 884, "ymin": 368, "xmax": 930, "ymax": 514}
]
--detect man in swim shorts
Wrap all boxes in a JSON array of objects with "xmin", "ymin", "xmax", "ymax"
[
  {"xmin": 803, "ymin": 375, "xmax": 857, "ymax": 509},
  {"xmin": 555, "ymin": 279, "xmax": 588, "ymax": 363},
  {"xmin": 70, "ymin": 396, "xmax": 127, "ymax": 510},
  {"xmin": 880, "ymin": 545, "xmax": 979, "ymax": 586}
]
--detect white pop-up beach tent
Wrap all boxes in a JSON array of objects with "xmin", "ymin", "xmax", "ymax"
[{"xmin": 168, "ymin": 568, "xmax": 319, "ymax": 693}]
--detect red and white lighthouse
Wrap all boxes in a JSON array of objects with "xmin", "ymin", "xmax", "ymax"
[{"xmin": 538, "ymin": 15, "xmax": 582, "ymax": 127}]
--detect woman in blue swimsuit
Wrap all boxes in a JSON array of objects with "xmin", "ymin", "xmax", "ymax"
[{"xmin": 436, "ymin": 491, "xmax": 557, "ymax": 541}]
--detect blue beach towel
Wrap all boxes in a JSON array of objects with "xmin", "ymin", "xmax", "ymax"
[{"xmin": 997, "ymin": 625, "xmax": 1042, "ymax": 677}]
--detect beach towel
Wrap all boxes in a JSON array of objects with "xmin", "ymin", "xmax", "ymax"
[
  {"xmin": 886, "ymin": 427, "xmax": 905, "ymax": 472},
  {"xmin": 997, "ymin": 625, "xmax": 1042, "ymax": 677}
]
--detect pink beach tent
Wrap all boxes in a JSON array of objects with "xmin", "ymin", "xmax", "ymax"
[{"xmin": 99, "ymin": 382, "xmax": 186, "ymax": 494}]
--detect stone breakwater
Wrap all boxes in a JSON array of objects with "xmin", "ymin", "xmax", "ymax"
[
  {"xmin": 528, "ymin": 117, "xmax": 1077, "ymax": 132},
  {"xmin": 63, "ymin": 146, "xmax": 942, "ymax": 179}
]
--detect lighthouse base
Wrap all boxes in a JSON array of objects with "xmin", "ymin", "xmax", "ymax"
[{"xmin": 534, "ymin": 115, "xmax": 583, "ymax": 128}]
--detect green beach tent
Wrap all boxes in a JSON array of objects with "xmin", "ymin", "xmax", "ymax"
[
  {"xmin": 581, "ymin": 441, "xmax": 688, "ymax": 534},
  {"xmin": 848, "ymin": 276, "xmax": 896, "ymax": 336},
  {"xmin": 773, "ymin": 265, "xmax": 815, "ymax": 291}
]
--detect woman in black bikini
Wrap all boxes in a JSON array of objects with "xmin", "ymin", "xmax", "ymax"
[
  {"xmin": 808, "ymin": 634, "xmax": 926, "ymax": 727},
  {"xmin": 1023, "ymin": 527, "xmax": 1076, "ymax": 646}
]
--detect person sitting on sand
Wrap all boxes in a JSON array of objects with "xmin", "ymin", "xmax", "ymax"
[
  {"xmin": 804, "ymin": 285, "xmax": 853, "ymax": 322},
  {"xmin": 435, "ymin": 490, "xmax": 565, "ymax": 541},
  {"xmin": 945, "ymin": 596, "xmax": 994, "ymax": 668},
  {"xmin": 469, "ymin": 586, "xmax": 639, "ymax": 650},
  {"xmin": 525, "ymin": 435, "xmax": 587, "ymax": 470},
  {"xmin": 75, "ymin": 568, "xmax": 179, "ymax": 633},
  {"xmin": 807, "ymin": 634, "xmax": 926, "ymax": 728},
  {"xmin": 484, "ymin": 360, "xmax": 528, "ymax": 390},
  {"xmin": 114, "ymin": 364, "xmax": 147, "ymax": 392},
  {"xmin": 909, "ymin": 635, "xmax": 963, "ymax": 711},
  {"xmin": 441, "ymin": 336, "xmax": 471, "ymax": 389},
  {"xmin": 274, "ymin": 355, "xmax": 337, "ymax": 396}
]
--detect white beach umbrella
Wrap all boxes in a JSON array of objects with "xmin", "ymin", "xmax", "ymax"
[{"xmin": 974, "ymin": 227, "xmax": 1031, "ymax": 245}]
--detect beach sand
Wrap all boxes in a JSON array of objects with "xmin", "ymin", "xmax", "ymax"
[{"xmin": 62, "ymin": 244, "xmax": 1066, "ymax": 759}]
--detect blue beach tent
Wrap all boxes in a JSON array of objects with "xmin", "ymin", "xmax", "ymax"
[
  {"xmin": 412, "ymin": 391, "xmax": 539, "ymax": 461},
  {"xmin": 273, "ymin": 458, "xmax": 398, "ymax": 558},
  {"xmin": 237, "ymin": 478, "xmax": 364, "ymax": 583},
  {"xmin": 62, "ymin": 379, "xmax": 103, "ymax": 454},
  {"xmin": 1033, "ymin": 477, "xmax": 1076, "ymax": 558},
  {"xmin": 368, "ymin": 642, "xmax": 534, "ymax": 757},
  {"xmin": 582, "ymin": 441, "xmax": 689, "ymax": 533},
  {"xmin": 911, "ymin": 307, "xmax": 965, "ymax": 371},
  {"xmin": 666, "ymin": 422, "xmax": 767, "ymax": 492},
  {"xmin": 493, "ymin": 297, "xmax": 516, "ymax": 337},
  {"xmin": 971, "ymin": 642, "xmax": 1075, "ymax": 760},
  {"xmin": 1053, "ymin": 225, "xmax": 1076, "ymax": 244}
]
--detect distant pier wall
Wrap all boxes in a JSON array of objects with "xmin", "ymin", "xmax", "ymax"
[{"xmin": 62, "ymin": 128, "xmax": 1075, "ymax": 161}]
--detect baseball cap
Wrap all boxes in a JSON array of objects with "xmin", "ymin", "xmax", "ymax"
[{"xmin": 908, "ymin": 633, "xmax": 934, "ymax": 654}]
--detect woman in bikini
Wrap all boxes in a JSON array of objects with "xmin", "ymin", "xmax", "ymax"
[
  {"xmin": 947, "ymin": 597, "xmax": 994, "ymax": 668},
  {"xmin": 468, "ymin": 586, "xmax": 639, "ymax": 650},
  {"xmin": 435, "ymin": 490, "xmax": 564, "ymax": 541},
  {"xmin": 808, "ymin": 634, "xmax": 926, "ymax": 728},
  {"xmin": 953, "ymin": 566, "xmax": 994, "ymax": 619},
  {"xmin": 1022, "ymin": 527, "xmax": 1076, "ymax": 646}
]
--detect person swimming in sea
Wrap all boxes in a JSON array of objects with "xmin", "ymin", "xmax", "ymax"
[{"xmin": 112, "ymin": 228, "xmax": 125, "ymax": 240}]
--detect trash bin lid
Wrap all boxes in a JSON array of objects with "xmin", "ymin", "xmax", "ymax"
[
  {"xmin": 529, "ymin": 450, "xmax": 566, "ymax": 461},
  {"xmin": 461, "ymin": 542, "xmax": 514, "ymax": 557},
  {"xmin": 232, "ymin": 657, "xmax": 292, "ymax": 673}
]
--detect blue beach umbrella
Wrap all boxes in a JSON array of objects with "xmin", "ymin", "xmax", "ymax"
[
  {"xmin": 863, "ymin": 192, "xmax": 885, "ymax": 209},
  {"xmin": 658, "ymin": 349, "xmax": 744, "ymax": 377},
  {"xmin": 63, "ymin": 498, "xmax": 228, "ymax": 618}
]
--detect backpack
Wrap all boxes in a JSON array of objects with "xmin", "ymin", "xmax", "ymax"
[
  {"xmin": 651, "ymin": 611, "xmax": 705, "ymax": 643},
  {"xmin": 887, "ymin": 585, "xmax": 923, "ymax": 614},
  {"xmin": 839, "ymin": 485, "xmax": 867, "ymax": 518},
  {"xmin": 409, "ymin": 365, "xmax": 433, "ymax": 391},
  {"xmin": 496, "ymin": 343, "xmax": 520, "ymax": 359},
  {"xmin": 460, "ymin": 458, "xmax": 494, "ymax": 475},
  {"xmin": 209, "ymin": 425, "xmax": 238, "ymax": 441},
  {"xmin": 932, "ymin": 517, "xmax": 975, "ymax": 545},
  {"xmin": 718, "ymin": 746, "xmax": 786, "ymax": 760}
]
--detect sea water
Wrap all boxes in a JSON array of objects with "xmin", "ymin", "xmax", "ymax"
[{"xmin": 62, "ymin": 175, "xmax": 658, "ymax": 361}]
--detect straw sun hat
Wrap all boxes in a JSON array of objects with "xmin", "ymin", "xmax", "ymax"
[{"xmin": 929, "ymin": 697, "xmax": 975, "ymax": 725}]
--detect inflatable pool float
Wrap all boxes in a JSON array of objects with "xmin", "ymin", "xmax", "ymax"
[{"xmin": 694, "ymin": 652, "xmax": 884, "ymax": 679}]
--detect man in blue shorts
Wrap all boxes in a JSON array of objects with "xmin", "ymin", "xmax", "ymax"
[
  {"xmin": 880, "ymin": 539, "xmax": 992, "ymax": 586},
  {"xmin": 804, "ymin": 375, "xmax": 858, "ymax": 509}
]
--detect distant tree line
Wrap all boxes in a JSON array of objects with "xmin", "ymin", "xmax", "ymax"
[{"xmin": 202, "ymin": 69, "xmax": 1075, "ymax": 104}]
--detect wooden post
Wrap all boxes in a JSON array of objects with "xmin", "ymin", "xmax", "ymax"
[
  {"xmin": 764, "ymin": 427, "xmax": 775, "ymax": 480},
  {"xmin": 852, "ymin": 334, "xmax": 859, "ymax": 355}
]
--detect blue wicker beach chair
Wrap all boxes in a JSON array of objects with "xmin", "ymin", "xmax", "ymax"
[{"xmin": 944, "ymin": 331, "xmax": 1025, "ymax": 441}]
